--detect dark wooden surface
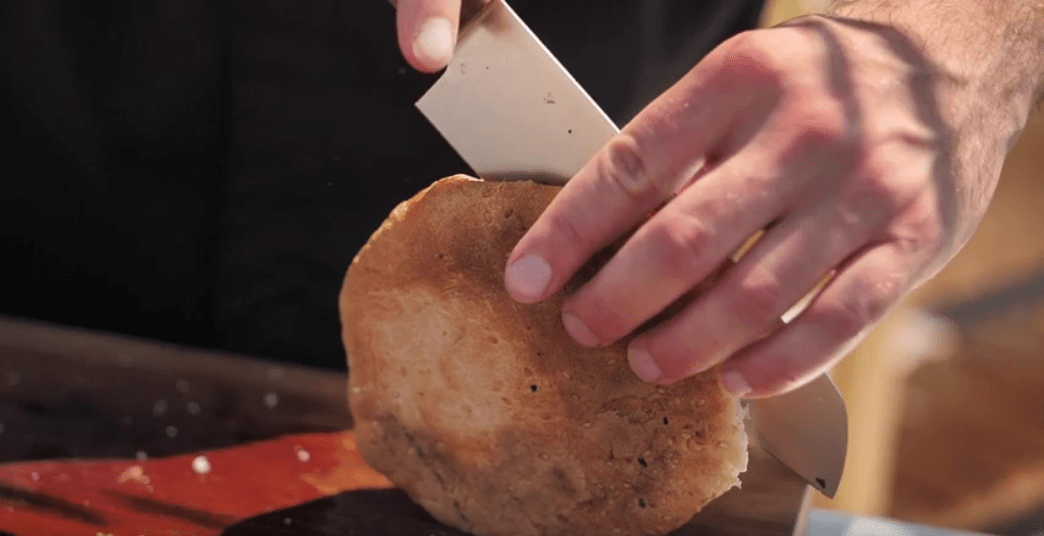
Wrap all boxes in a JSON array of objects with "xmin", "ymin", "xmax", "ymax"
[{"xmin": 0, "ymin": 316, "xmax": 810, "ymax": 536}]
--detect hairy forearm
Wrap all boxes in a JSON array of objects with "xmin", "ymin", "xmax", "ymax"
[{"xmin": 823, "ymin": 0, "xmax": 1044, "ymax": 126}]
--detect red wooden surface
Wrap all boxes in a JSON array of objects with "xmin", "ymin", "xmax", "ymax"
[{"xmin": 0, "ymin": 431, "xmax": 390, "ymax": 535}]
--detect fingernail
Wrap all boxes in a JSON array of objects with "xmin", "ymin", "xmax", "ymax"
[
  {"xmin": 628, "ymin": 347, "xmax": 662, "ymax": 383},
  {"xmin": 505, "ymin": 255, "xmax": 552, "ymax": 301},
  {"xmin": 719, "ymin": 371, "xmax": 752, "ymax": 397},
  {"xmin": 413, "ymin": 17, "xmax": 454, "ymax": 70},
  {"xmin": 562, "ymin": 313, "xmax": 599, "ymax": 347}
]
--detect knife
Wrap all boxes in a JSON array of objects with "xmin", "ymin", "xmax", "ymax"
[
  {"xmin": 397, "ymin": 0, "xmax": 848, "ymax": 498},
  {"xmin": 748, "ymin": 373, "xmax": 848, "ymax": 498},
  {"xmin": 412, "ymin": 0, "xmax": 617, "ymax": 184}
]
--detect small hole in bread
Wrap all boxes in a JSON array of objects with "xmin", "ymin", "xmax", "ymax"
[
  {"xmin": 530, "ymin": 385, "xmax": 538, "ymax": 392},
  {"xmin": 638, "ymin": 498, "xmax": 647, "ymax": 508},
  {"xmin": 637, "ymin": 458, "xmax": 648, "ymax": 467},
  {"xmin": 662, "ymin": 417, "xmax": 669, "ymax": 425}
]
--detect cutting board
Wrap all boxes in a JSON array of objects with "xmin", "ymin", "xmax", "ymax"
[{"xmin": 0, "ymin": 317, "xmax": 811, "ymax": 535}]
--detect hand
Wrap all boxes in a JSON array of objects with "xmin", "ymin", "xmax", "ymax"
[
  {"xmin": 393, "ymin": 0, "xmax": 487, "ymax": 73},
  {"xmin": 501, "ymin": 15, "xmax": 1024, "ymax": 398}
]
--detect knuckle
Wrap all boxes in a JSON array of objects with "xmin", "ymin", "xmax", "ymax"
[
  {"xmin": 789, "ymin": 104, "xmax": 851, "ymax": 150},
  {"xmin": 738, "ymin": 350, "xmax": 805, "ymax": 396},
  {"xmin": 731, "ymin": 269, "xmax": 785, "ymax": 327},
  {"xmin": 760, "ymin": 355, "xmax": 804, "ymax": 390},
  {"xmin": 545, "ymin": 210, "xmax": 597, "ymax": 255},
  {"xmin": 827, "ymin": 297, "xmax": 871, "ymax": 338},
  {"xmin": 841, "ymin": 166, "xmax": 907, "ymax": 217},
  {"xmin": 650, "ymin": 338, "xmax": 707, "ymax": 380},
  {"xmin": 645, "ymin": 216, "xmax": 714, "ymax": 276},
  {"xmin": 838, "ymin": 169, "xmax": 943, "ymax": 243},
  {"xmin": 854, "ymin": 156, "xmax": 892, "ymax": 187},
  {"xmin": 716, "ymin": 32, "xmax": 787, "ymax": 88},
  {"xmin": 598, "ymin": 134, "xmax": 657, "ymax": 200},
  {"xmin": 824, "ymin": 283, "xmax": 890, "ymax": 338},
  {"xmin": 571, "ymin": 293, "xmax": 635, "ymax": 343},
  {"xmin": 891, "ymin": 199, "xmax": 948, "ymax": 257}
]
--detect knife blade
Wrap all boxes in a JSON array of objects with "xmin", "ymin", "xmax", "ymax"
[
  {"xmin": 748, "ymin": 374, "xmax": 848, "ymax": 498},
  {"xmin": 400, "ymin": 0, "xmax": 848, "ymax": 497},
  {"xmin": 414, "ymin": 0, "xmax": 617, "ymax": 184}
]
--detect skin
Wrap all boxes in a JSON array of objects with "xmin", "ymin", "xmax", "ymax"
[{"xmin": 395, "ymin": 0, "xmax": 1044, "ymax": 398}]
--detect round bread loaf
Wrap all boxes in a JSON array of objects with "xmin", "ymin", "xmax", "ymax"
[{"xmin": 340, "ymin": 175, "xmax": 748, "ymax": 536}]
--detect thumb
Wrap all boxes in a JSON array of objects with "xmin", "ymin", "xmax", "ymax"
[{"xmin": 396, "ymin": 0, "xmax": 461, "ymax": 72}]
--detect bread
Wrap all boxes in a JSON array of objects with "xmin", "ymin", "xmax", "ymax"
[{"xmin": 340, "ymin": 175, "xmax": 748, "ymax": 536}]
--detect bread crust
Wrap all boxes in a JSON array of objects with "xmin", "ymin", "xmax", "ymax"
[{"xmin": 340, "ymin": 176, "xmax": 747, "ymax": 536}]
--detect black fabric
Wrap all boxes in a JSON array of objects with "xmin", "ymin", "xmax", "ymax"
[{"xmin": 0, "ymin": 0, "xmax": 765, "ymax": 369}]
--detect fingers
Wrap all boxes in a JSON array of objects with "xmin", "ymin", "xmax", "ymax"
[
  {"xmin": 719, "ymin": 241, "xmax": 913, "ymax": 398},
  {"xmin": 625, "ymin": 202, "xmax": 876, "ymax": 384},
  {"xmin": 558, "ymin": 151, "xmax": 795, "ymax": 349},
  {"xmin": 504, "ymin": 63, "xmax": 747, "ymax": 305},
  {"xmin": 396, "ymin": 0, "xmax": 460, "ymax": 72}
]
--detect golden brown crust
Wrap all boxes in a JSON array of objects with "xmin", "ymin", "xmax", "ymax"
[{"xmin": 340, "ymin": 176, "xmax": 747, "ymax": 536}]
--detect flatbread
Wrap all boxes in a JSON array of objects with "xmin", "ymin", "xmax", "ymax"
[{"xmin": 340, "ymin": 175, "xmax": 748, "ymax": 536}]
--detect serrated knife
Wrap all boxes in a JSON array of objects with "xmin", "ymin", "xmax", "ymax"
[{"xmin": 392, "ymin": 0, "xmax": 848, "ymax": 498}]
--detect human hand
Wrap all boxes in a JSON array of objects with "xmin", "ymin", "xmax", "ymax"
[
  {"xmin": 501, "ymin": 15, "xmax": 1028, "ymax": 398},
  {"xmin": 392, "ymin": 0, "xmax": 487, "ymax": 73}
]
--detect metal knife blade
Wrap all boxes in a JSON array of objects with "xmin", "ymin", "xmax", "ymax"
[
  {"xmin": 748, "ymin": 374, "xmax": 849, "ymax": 498},
  {"xmin": 415, "ymin": 0, "xmax": 618, "ymax": 184},
  {"xmin": 402, "ymin": 0, "xmax": 848, "ymax": 497}
]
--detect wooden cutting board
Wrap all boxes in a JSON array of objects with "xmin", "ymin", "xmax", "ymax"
[{"xmin": 0, "ymin": 317, "xmax": 811, "ymax": 536}]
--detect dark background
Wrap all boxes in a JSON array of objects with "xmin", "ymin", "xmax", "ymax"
[{"xmin": 0, "ymin": 0, "xmax": 763, "ymax": 369}]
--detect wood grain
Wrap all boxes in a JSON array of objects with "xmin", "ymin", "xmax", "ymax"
[{"xmin": 0, "ymin": 317, "xmax": 810, "ymax": 535}]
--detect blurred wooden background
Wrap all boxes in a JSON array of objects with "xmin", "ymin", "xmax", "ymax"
[{"xmin": 760, "ymin": 1, "xmax": 1044, "ymax": 534}]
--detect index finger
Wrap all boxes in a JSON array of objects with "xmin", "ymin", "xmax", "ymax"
[{"xmin": 503, "ymin": 54, "xmax": 746, "ymax": 304}]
